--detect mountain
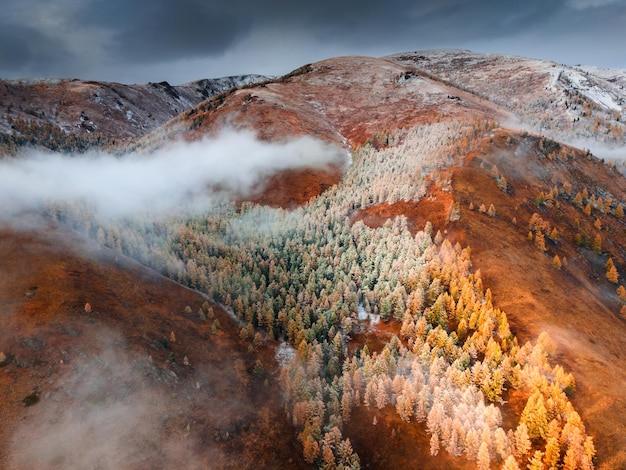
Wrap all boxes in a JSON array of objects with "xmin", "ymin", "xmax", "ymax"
[
  {"xmin": 0, "ymin": 74, "xmax": 269, "ymax": 153},
  {"xmin": 388, "ymin": 49, "xmax": 626, "ymax": 150},
  {"xmin": 138, "ymin": 55, "xmax": 512, "ymax": 148},
  {"xmin": 1, "ymin": 50, "xmax": 626, "ymax": 469}
]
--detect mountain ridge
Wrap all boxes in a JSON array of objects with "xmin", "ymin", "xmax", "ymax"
[{"xmin": 0, "ymin": 74, "xmax": 270, "ymax": 153}]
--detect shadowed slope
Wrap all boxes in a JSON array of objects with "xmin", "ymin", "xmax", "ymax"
[{"xmin": 0, "ymin": 221, "xmax": 305, "ymax": 469}]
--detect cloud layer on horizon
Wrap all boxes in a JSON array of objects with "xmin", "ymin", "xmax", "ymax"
[{"xmin": 1, "ymin": 0, "xmax": 625, "ymax": 84}]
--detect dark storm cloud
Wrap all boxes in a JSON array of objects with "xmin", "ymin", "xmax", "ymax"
[
  {"xmin": 0, "ymin": 0, "xmax": 624, "ymax": 83},
  {"xmin": 73, "ymin": 0, "xmax": 250, "ymax": 62},
  {"xmin": 0, "ymin": 15, "xmax": 70, "ymax": 76}
]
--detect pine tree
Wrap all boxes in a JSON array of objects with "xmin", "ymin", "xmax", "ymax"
[
  {"xmin": 476, "ymin": 441, "xmax": 490, "ymax": 470},
  {"xmin": 396, "ymin": 394, "xmax": 413, "ymax": 422},
  {"xmin": 543, "ymin": 437, "xmax": 560, "ymax": 469},
  {"xmin": 494, "ymin": 427, "xmax": 510, "ymax": 460},
  {"xmin": 302, "ymin": 435, "xmax": 320, "ymax": 464},
  {"xmin": 573, "ymin": 192, "xmax": 583, "ymax": 208},
  {"xmin": 498, "ymin": 176, "xmax": 508, "ymax": 193},
  {"xmin": 342, "ymin": 386, "xmax": 353, "ymax": 421},
  {"xmin": 550, "ymin": 227, "xmax": 560, "ymax": 241},
  {"xmin": 502, "ymin": 455, "xmax": 520, "ymax": 470},
  {"xmin": 592, "ymin": 234, "xmax": 602, "ymax": 254},
  {"xmin": 521, "ymin": 391, "xmax": 549, "ymax": 440},
  {"xmin": 430, "ymin": 433, "xmax": 440, "ymax": 456},
  {"xmin": 582, "ymin": 187, "xmax": 589, "ymax": 200},
  {"xmin": 513, "ymin": 423, "xmax": 532, "ymax": 459},
  {"xmin": 322, "ymin": 443, "xmax": 335, "ymax": 469},
  {"xmin": 606, "ymin": 258, "xmax": 619, "ymax": 284},
  {"xmin": 375, "ymin": 378, "xmax": 389, "ymax": 409},
  {"xmin": 527, "ymin": 450, "xmax": 544, "ymax": 470},
  {"xmin": 535, "ymin": 232, "xmax": 547, "ymax": 252}
]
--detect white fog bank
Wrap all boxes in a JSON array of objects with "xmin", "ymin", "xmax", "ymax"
[{"xmin": 0, "ymin": 128, "xmax": 346, "ymax": 221}]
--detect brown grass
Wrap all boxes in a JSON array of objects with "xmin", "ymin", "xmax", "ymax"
[
  {"xmin": 352, "ymin": 184, "xmax": 454, "ymax": 235},
  {"xmin": 0, "ymin": 220, "xmax": 306, "ymax": 469},
  {"xmin": 248, "ymin": 163, "xmax": 344, "ymax": 209}
]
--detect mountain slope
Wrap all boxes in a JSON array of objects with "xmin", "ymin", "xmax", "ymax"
[
  {"xmin": 0, "ymin": 74, "xmax": 269, "ymax": 153},
  {"xmin": 137, "ymin": 52, "xmax": 626, "ymax": 469},
  {"xmin": 447, "ymin": 130, "xmax": 626, "ymax": 468},
  {"xmin": 387, "ymin": 50, "xmax": 626, "ymax": 153},
  {"xmin": 134, "ymin": 55, "xmax": 513, "ymax": 151},
  {"xmin": 0, "ymin": 220, "xmax": 304, "ymax": 469}
]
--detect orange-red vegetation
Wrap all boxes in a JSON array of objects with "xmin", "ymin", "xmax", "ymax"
[
  {"xmin": 447, "ymin": 129, "xmax": 626, "ymax": 469},
  {"xmin": 157, "ymin": 56, "xmax": 512, "ymax": 151},
  {"xmin": 0, "ymin": 222, "xmax": 305, "ymax": 469},
  {"xmin": 352, "ymin": 184, "xmax": 454, "ymax": 235},
  {"xmin": 248, "ymin": 163, "xmax": 344, "ymax": 209}
]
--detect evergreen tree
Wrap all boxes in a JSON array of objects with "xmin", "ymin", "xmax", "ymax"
[
  {"xmin": 535, "ymin": 232, "xmax": 547, "ymax": 252},
  {"xmin": 476, "ymin": 442, "xmax": 490, "ymax": 470},
  {"xmin": 606, "ymin": 258, "xmax": 619, "ymax": 284},
  {"xmin": 502, "ymin": 455, "xmax": 520, "ymax": 470}
]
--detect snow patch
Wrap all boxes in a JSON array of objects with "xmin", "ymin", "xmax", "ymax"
[
  {"xmin": 357, "ymin": 304, "xmax": 380, "ymax": 325},
  {"xmin": 559, "ymin": 69, "xmax": 622, "ymax": 111},
  {"xmin": 275, "ymin": 342, "xmax": 296, "ymax": 368}
]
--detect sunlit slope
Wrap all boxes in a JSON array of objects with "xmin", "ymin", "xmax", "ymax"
[
  {"xmin": 353, "ymin": 126, "xmax": 626, "ymax": 468},
  {"xmin": 447, "ymin": 129, "xmax": 626, "ymax": 469},
  {"xmin": 129, "ymin": 54, "xmax": 626, "ymax": 467}
]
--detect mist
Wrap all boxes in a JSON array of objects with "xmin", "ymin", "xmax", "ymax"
[
  {"xmin": 0, "ymin": 128, "xmax": 346, "ymax": 222},
  {"xmin": 8, "ymin": 331, "xmax": 214, "ymax": 469},
  {"xmin": 501, "ymin": 116, "xmax": 626, "ymax": 170}
]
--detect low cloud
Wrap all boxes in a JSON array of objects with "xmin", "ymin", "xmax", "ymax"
[{"xmin": 0, "ymin": 128, "xmax": 346, "ymax": 222}]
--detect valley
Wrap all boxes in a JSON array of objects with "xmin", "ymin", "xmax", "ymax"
[{"xmin": 1, "ymin": 49, "xmax": 625, "ymax": 469}]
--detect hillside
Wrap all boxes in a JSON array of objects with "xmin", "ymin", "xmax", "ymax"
[
  {"xmin": 134, "ymin": 56, "xmax": 512, "ymax": 151},
  {"xmin": 2, "ymin": 50, "xmax": 626, "ymax": 469},
  {"xmin": 447, "ymin": 129, "xmax": 626, "ymax": 469},
  {"xmin": 0, "ymin": 220, "xmax": 304, "ymax": 469},
  {"xmin": 355, "ymin": 127, "xmax": 626, "ymax": 468},
  {"xmin": 387, "ymin": 50, "xmax": 626, "ymax": 155},
  {"xmin": 0, "ymin": 74, "xmax": 268, "ymax": 154}
]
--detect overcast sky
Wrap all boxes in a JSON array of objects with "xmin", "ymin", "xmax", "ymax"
[{"xmin": 1, "ymin": 0, "xmax": 625, "ymax": 84}]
